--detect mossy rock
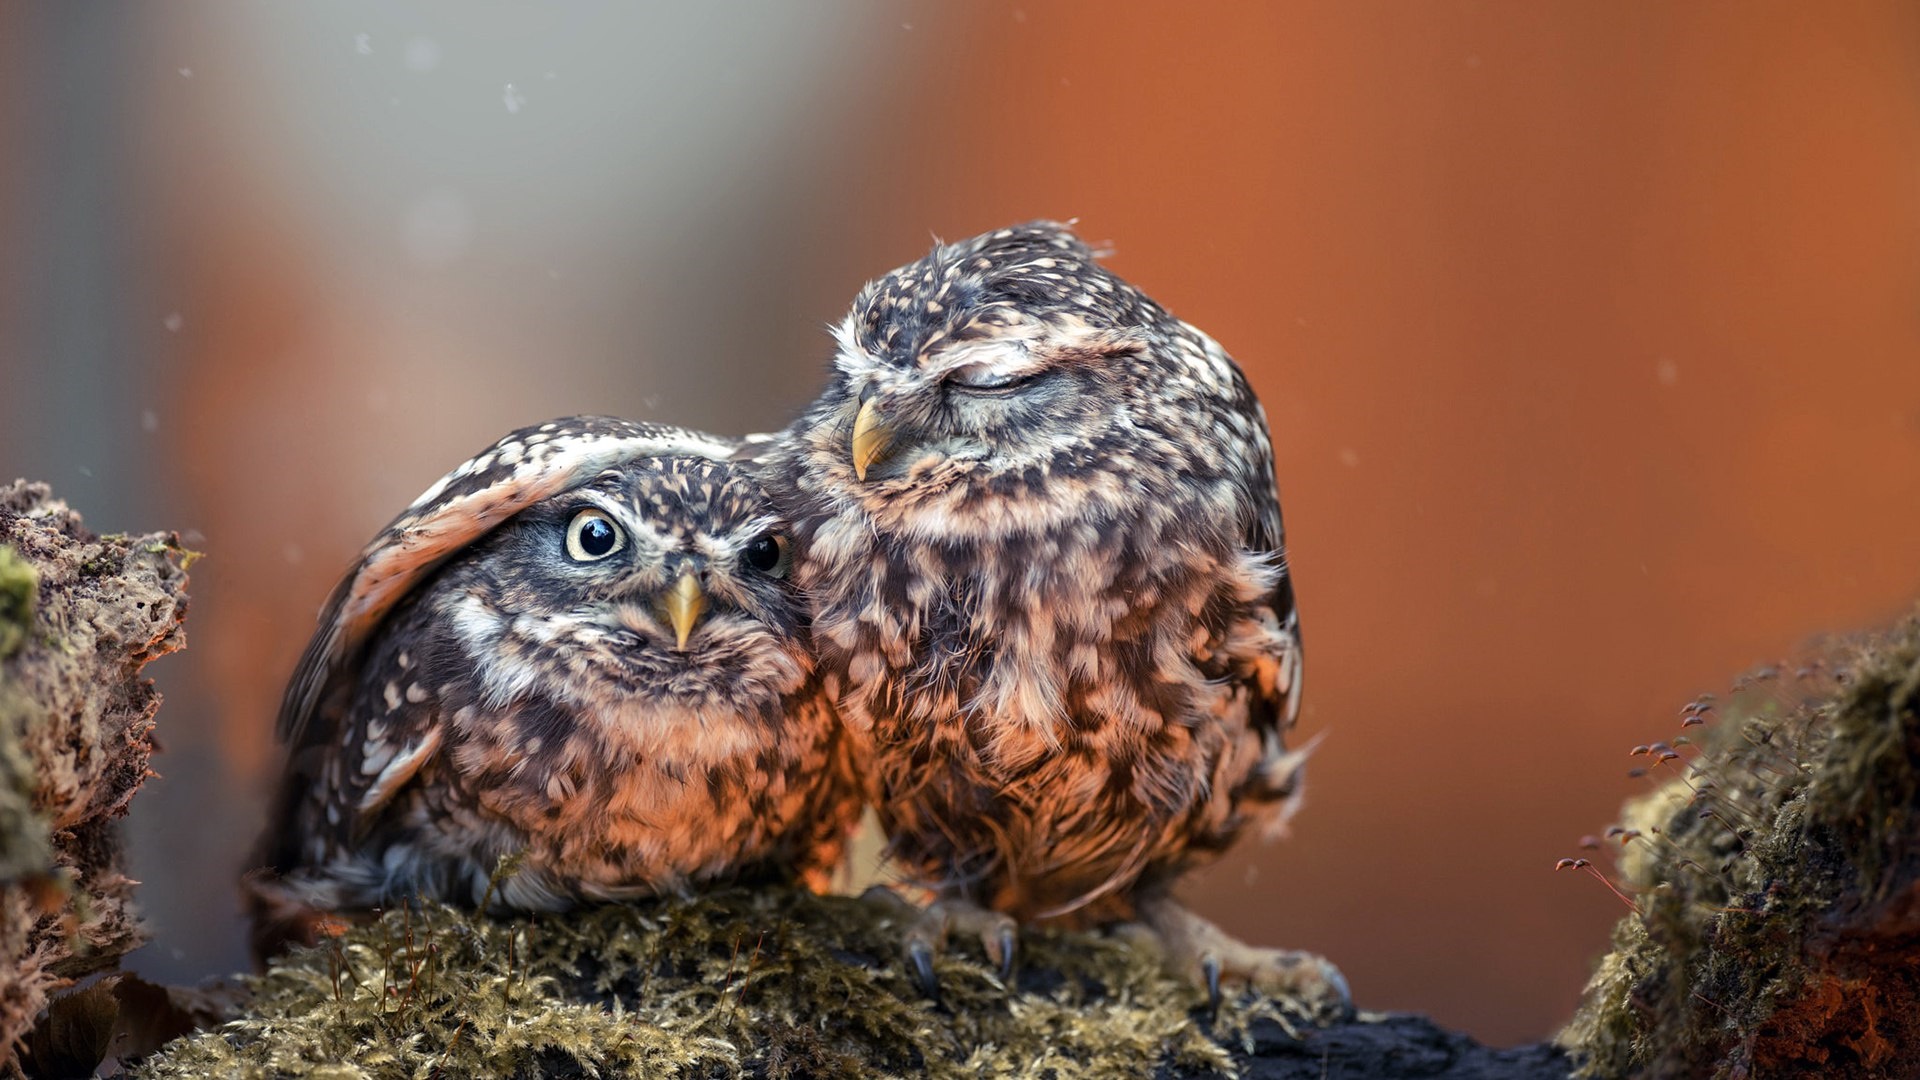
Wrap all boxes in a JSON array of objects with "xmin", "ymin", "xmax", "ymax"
[{"xmin": 1561, "ymin": 612, "xmax": 1920, "ymax": 1079}]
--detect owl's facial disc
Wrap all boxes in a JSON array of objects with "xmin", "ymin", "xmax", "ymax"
[
  {"xmin": 534, "ymin": 480, "xmax": 791, "ymax": 658},
  {"xmin": 840, "ymin": 341, "xmax": 1084, "ymax": 485}
]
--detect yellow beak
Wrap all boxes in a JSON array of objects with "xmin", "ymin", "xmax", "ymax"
[
  {"xmin": 851, "ymin": 396, "xmax": 894, "ymax": 481},
  {"xmin": 660, "ymin": 572, "xmax": 707, "ymax": 651}
]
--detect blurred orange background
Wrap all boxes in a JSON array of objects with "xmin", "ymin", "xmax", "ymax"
[{"xmin": 3, "ymin": 3, "xmax": 1917, "ymax": 1047}]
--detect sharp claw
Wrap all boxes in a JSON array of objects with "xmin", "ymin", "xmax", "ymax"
[
  {"xmin": 994, "ymin": 925, "xmax": 1017, "ymax": 981},
  {"xmin": 1202, "ymin": 953, "xmax": 1223, "ymax": 1014},
  {"xmin": 908, "ymin": 939, "xmax": 941, "ymax": 1004}
]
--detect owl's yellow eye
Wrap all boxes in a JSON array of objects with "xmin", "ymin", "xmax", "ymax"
[{"xmin": 565, "ymin": 508, "xmax": 625, "ymax": 562}]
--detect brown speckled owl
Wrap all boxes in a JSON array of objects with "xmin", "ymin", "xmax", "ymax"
[
  {"xmin": 767, "ymin": 223, "xmax": 1347, "ymax": 1010},
  {"xmin": 249, "ymin": 417, "xmax": 859, "ymax": 957}
]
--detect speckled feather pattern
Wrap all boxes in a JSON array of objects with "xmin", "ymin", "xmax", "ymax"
[
  {"xmin": 768, "ymin": 222, "xmax": 1304, "ymax": 924},
  {"xmin": 279, "ymin": 417, "xmax": 739, "ymax": 749},
  {"xmin": 252, "ymin": 419, "xmax": 859, "ymax": 952}
]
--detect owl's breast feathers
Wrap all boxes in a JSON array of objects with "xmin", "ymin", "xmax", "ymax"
[
  {"xmin": 289, "ymin": 573, "xmax": 846, "ymax": 893},
  {"xmin": 809, "ymin": 472, "xmax": 1301, "ymax": 921}
]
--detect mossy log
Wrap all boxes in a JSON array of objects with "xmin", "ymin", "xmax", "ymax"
[
  {"xmin": 0, "ymin": 481, "xmax": 191, "ymax": 1068},
  {"xmin": 138, "ymin": 888, "xmax": 1572, "ymax": 1080}
]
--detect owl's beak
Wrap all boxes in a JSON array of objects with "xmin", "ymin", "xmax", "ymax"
[
  {"xmin": 659, "ymin": 572, "xmax": 707, "ymax": 651},
  {"xmin": 850, "ymin": 395, "xmax": 895, "ymax": 481}
]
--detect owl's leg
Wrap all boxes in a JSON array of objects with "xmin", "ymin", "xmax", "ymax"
[
  {"xmin": 862, "ymin": 886, "xmax": 1019, "ymax": 1002},
  {"xmin": 1129, "ymin": 894, "xmax": 1351, "ymax": 1018}
]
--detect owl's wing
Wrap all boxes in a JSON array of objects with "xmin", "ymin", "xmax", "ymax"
[
  {"xmin": 335, "ymin": 595, "xmax": 454, "ymax": 838},
  {"xmin": 278, "ymin": 416, "xmax": 739, "ymax": 747},
  {"xmin": 730, "ymin": 430, "xmax": 782, "ymax": 466},
  {"xmin": 1243, "ymin": 495, "xmax": 1303, "ymax": 733},
  {"xmin": 1220, "ymin": 419, "xmax": 1308, "ymax": 814},
  {"xmin": 258, "ymin": 588, "xmax": 450, "ymax": 893}
]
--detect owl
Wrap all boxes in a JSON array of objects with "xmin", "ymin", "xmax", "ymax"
[
  {"xmin": 248, "ymin": 416, "xmax": 859, "ymax": 957},
  {"xmin": 767, "ymin": 223, "xmax": 1347, "ymax": 1010}
]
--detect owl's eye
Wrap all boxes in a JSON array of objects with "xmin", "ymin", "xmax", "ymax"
[
  {"xmin": 947, "ymin": 364, "xmax": 1039, "ymax": 392},
  {"xmin": 742, "ymin": 532, "xmax": 789, "ymax": 576},
  {"xmin": 564, "ymin": 508, "xmax": 625, "ymax": 562}
]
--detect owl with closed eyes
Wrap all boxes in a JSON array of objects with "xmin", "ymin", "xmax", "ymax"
[
  {"xmin": 248, "ymin": 416, "xmax": 859, "ymax": 958},
  {"xmin": 767, "ymin": 222, "xmax": 1347, "ymax": 1011}
]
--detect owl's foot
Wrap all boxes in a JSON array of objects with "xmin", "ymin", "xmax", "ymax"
[
  {"xmin": 862, "ymin": 886, "xmax": 1018, "ymax": 1003},
  {"xmin": 1130, "ymin": 896, "xmax": 1352, "ymax": 1020}
]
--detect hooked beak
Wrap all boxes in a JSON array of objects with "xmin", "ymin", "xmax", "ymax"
[
  {"xmin": 850, "ymin": 394, "xmax": 895, "ymax": 481},
  {"xmin": 658, "ymin": 572, "xmax": 707, "ymax": 651}
]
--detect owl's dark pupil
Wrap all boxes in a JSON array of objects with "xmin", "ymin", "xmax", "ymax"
[
  {"xmin": 578, "ymin": 518, "xmax": 617, "ymax": 557},
  {"xmin": 744, "ymin": 534, "xmax": 782, "ymax": 572}
]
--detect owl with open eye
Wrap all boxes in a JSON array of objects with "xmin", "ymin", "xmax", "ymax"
[
  {"xmin": 766, "ymin": 223, "xmax": 1347, "ymax": 1012},
  {"xmin": 247, "ymin": 416, "xmax": 859, "ymax": 958}
]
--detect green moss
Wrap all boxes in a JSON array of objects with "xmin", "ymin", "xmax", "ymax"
[
  {"xmin": 142, "ymin": 888, "xmax": 1267, "ymax": 1079},
  {"xmin": 0, "ymin": 544, "xmax": 52, "ymax": 887},
  {"xmin": 0, "ymin": 696, "xmax": 53, "ymax": 887},
  {"xmin": 0, "ymin": 545, "xmax": 35, "ymax": 660},
  {"xmin": 1561, "ymin": 612, "xmax": 1920, "ymax": 1079}
]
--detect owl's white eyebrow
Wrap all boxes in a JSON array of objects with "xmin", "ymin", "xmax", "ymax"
[
  {"xmin": 926, "ymin": 338, "xmax": 1042, "ymax": 379},
  {"xmin": 829, "ymin": 317, "xmax": 880, "ymax": 376},
  {"xmin": 561, "ymin": 490, "xmax": 670, "ymax": 555},
  {"xmin": 731, "ymin": 515, "xmax": 785, "ymax": 545}
]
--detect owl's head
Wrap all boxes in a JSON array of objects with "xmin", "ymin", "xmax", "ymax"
[
  {"xmin": 440, "ymin": 455, "xmax": 810, "ymax": 714},
  {"xmin": 787, "ymin": 221, "xmax": 1266, "ymax": 541},
  {"xmin": 278, "ymin": 417, "xmax": 806, "ymax": 747}
]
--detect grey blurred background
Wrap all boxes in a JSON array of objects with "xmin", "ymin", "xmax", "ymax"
[{"xmin": 4, "ymin": 2, "xmax": 1918, "ymax": 1046}]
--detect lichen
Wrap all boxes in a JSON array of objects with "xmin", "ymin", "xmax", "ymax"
[
  {"xmin": 1560, "ymin": 611, "xmax": 1920, "ymax": 1079},
  {"xmin": 141, "ymin": 886, "xmax": 1270, "ymax": 1080}
]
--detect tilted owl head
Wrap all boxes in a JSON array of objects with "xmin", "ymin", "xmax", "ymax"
[
  {"xmin": 277, "ymin": 417, "xmax": 810, "ymax": 749},
  {"xmin": 785, "ymin": 220, "xmax": 1275, "ymax": 540}
]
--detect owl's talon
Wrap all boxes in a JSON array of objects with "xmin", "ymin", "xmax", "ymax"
[
  {"xmin": 907, "ymin": 938, "xmax": 941, "ymax": 1003},
  {"xmin": 1138, "ymin": 896, "xmax": 1352, "ymax": 1021},
  {"xmin": 992, "ymin": 924, "xmax": 1018, "ymax": 981},
  {"xmin": 889, "ymin": 895, "xmax": 1020, "ymax": 999}
]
